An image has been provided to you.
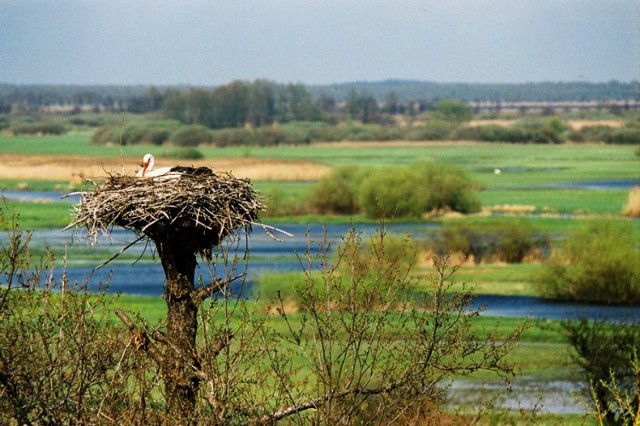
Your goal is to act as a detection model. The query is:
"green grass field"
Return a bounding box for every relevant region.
[2,133,638,183]
[1,132,638,421]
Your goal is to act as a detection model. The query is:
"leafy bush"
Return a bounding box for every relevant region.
[312,163,481,218]
[513,118,565,144]
[536,220,640,304]
[416,162,481,213]
[12,122,66,135]
[451,125,528,143]
[606,127,640,144]
[407,120,456,141]
[337,229,418,290]
[142,128,171,145]
[567,125,614,143]
[169,124,212,146]
[358,166,426,218]
[92,123,171,145]
[210,128,256,146]
[160,148,204,160]
[432,99,473,122]
[312,166,365,214]
[434,220,546,263]
[91,125,123,144]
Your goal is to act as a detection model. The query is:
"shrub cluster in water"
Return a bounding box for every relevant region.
[311,162,481,218]
[432,220,548,264]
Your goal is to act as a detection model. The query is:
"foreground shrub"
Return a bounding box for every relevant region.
[536,220,640,304]
[560,318,640,425]
[0,205,525,423]
[0,210,158,424]
[259,226,523,423]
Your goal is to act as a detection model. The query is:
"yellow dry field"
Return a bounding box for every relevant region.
[0,154,331,183]
[566,119,624,130]
[469,119,624,130]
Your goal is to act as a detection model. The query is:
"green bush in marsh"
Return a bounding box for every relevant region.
[434,219,546,264]
[535,220,640,304]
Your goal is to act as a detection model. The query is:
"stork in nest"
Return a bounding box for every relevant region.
[136,153,213,179]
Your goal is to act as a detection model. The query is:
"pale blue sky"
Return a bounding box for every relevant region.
[1,0,638,85]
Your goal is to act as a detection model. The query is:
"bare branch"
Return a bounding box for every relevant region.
[114,309,164,366]
[211,331,234,358]
[191,274,245,306]
[261,383,402,424]
[95,235,145,270]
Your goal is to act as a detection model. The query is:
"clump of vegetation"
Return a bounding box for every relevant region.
[358,166,426,217]
[622,186,640,218]
[168,124,212,146]
[0,205,525,424]
[535,220,640,304]
[606,126,640,144]
[313,163,481,218]
[159,147,204,160]
[407,120,457,140]
[432,99,473,123]
[567,125,614,143]
[92,122,175,145]
[12,121,67,135]
[0,208,156,424]
[312,166,365,214]
[259,227,523,424]
[433,219,547,264]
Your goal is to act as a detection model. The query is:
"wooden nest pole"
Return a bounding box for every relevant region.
[68,171,264,423]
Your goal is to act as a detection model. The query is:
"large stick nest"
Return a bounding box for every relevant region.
[69,172,265,252]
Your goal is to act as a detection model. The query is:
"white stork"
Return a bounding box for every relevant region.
[135,153,212,178]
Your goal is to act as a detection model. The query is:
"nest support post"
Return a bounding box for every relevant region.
[70,172,266,424]
[156,230,200,423]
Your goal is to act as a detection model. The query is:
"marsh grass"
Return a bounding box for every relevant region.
[478,188,631,214]
[622,185,640,217]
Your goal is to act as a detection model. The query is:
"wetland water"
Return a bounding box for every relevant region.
[4,185,640,415]
[22,224,640,322]
[22,224,608,415]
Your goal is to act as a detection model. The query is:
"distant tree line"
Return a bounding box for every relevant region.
[2,79,639,117]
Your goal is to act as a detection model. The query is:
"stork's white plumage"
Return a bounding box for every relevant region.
[136,153,175,178]
[136,153,213,179]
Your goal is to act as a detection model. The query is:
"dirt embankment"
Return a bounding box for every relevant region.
[0,154,332,183]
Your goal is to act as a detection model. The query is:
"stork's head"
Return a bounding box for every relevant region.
[139,153,155,176]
